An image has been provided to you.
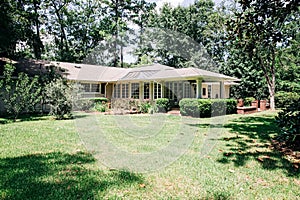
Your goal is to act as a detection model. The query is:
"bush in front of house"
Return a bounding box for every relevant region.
[211,99,237,116]
[138,100,152,113]
[73,97,109,112]
[45,78,73,119]
[179,98,237,118]
[0,64,42,120]
[155,98,170,113]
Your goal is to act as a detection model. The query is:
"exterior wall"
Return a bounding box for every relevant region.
[202,83,231,99]
[202,84,208,99]
[225,85,230,99]
[212,84,220,99]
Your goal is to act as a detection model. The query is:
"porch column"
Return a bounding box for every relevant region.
[196,79,202,99]
[139,81,143,100]
[160,81,164,98]
[150,81,154,101]
[220,81,225,99]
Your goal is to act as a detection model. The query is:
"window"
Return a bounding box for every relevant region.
[122,83,129,98]
[184,82,191,98]
[131,83,139,99]
[165,82,172,99]
[82,83,90,92]
[91,84,100,92]
[113,84,121,98]
[144,83,150,99]
[208,85,211,98]
[173,82,178,101]
[202,88,206,96]
[154,82,162,99]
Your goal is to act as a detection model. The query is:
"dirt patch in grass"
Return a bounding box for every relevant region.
[271,139,300,169]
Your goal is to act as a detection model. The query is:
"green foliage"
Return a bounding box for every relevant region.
[91,102,108,113]
[212,99,237,116]
[89,97,109,103]
[45,79,73,120]
[276,94,300,144]
[275,91,300,109]
[244,97,255,107]
[138,100,152,114]
[155,98,170,113]
[0,64,41,120]
[179,98,201,117]
[226,0,299,110]
[179,98,237,118]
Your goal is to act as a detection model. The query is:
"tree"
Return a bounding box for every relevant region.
[138,0,224,71]
[0,63,41,120]
[45,78,73,119]
[227,0,299,110]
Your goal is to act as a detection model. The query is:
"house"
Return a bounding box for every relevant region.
[48,61,239,105]
[0,58,239,114]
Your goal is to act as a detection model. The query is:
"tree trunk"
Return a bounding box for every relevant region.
[267,73,276,110]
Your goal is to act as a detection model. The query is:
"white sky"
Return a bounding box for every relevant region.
[147,0,223,9]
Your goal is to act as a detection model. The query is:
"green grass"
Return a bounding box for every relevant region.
[0,111,299,199]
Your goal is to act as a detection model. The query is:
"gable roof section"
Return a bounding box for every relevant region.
[43,62,241,82]
[48,61,128,82]
[0,58,239,83]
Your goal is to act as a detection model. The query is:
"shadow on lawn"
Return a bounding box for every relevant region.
[220,115,299,176]
[0,152,144,199]
[189,115,299,177]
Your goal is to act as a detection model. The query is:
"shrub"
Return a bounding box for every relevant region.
[92,102,107,112]
[138,100,152,113]
[0,64,41,120]
[276,93,300,144]
[211,99,237,116]
[179,99,201,117]
[275,91,300,109]
[244,97,255,107]
[179,98,237,118]
[45,79,73,119]
[155,98,170,113]
[90,97,109,103]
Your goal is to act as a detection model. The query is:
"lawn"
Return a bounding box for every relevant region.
[0,111,299,199]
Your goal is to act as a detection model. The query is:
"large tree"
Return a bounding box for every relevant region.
[227,0,299,110]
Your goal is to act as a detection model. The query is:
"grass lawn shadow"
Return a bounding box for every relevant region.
[219,115,299,177]
[0,152,144,199]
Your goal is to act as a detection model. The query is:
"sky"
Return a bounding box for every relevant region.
[147,0,223,9]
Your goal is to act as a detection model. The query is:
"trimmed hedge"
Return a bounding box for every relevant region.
[179,98,237,118]
[74,97,109,111]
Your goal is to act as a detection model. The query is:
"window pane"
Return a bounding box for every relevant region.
[91,84,100,92]
[131,83,139,99]
[81,83,90,92]
[184,82,191,98]
[154,82,162,99]
[114,84,121,98]
[122,83,129,98]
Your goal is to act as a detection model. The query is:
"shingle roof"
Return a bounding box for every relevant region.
[48,61,128,82]
[0,58,239,83]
